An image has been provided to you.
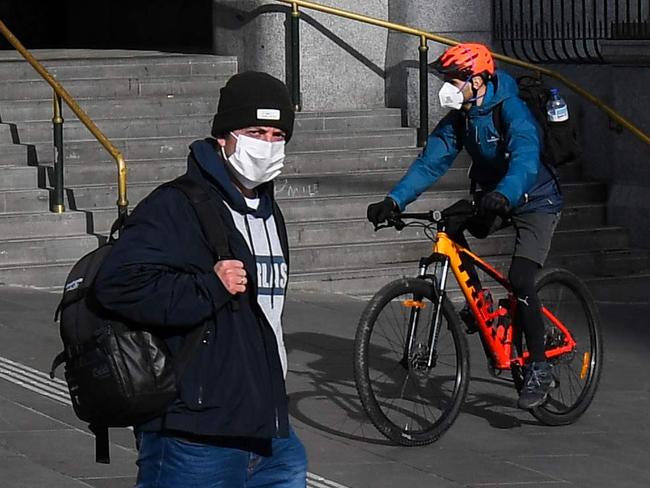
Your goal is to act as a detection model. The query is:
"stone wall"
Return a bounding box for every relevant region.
[212,0,388,111]
[211,0,491,114]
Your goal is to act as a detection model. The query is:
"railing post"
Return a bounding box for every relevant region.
[51,92,65,213]
[418,35,429,147]
[290,2,302,111]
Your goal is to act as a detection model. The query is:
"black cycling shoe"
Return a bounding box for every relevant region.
[518,361,556,409]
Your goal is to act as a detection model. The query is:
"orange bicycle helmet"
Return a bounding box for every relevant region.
[430,43,495,79]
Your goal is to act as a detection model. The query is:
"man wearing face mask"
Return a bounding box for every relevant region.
[367,43,563,411]
[93,71,307,487]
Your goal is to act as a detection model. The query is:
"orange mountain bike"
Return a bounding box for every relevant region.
[353,206,603,446]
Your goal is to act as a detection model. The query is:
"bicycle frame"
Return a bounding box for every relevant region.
[417,231,577,370]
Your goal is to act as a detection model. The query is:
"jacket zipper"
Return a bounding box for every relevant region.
[196,329,211,406]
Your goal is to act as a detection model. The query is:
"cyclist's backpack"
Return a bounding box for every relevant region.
[50,175,231,464]
[493,75,581,167]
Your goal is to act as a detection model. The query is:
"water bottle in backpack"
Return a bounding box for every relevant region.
[546,88,569,122]
[492,78,580,167]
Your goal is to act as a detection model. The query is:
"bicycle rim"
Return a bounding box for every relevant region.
[514,268,603,425]
[354,278,469,445]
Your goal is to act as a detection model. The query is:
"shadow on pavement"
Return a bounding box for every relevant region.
[285,331,535,446]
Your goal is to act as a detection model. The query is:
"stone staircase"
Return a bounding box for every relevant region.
[1,49,648,297]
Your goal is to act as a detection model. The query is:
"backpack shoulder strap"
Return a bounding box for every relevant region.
[166,174,240,314]
[165,175,233,260]
[450,110,466,149]
[492,101,505,136]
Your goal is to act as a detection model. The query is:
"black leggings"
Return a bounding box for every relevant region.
[509,256,546,362]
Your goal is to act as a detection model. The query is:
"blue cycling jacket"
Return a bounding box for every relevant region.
[389,69,563,215]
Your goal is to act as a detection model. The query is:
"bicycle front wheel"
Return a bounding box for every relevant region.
[353,278,470,446]
[513,268,603,425]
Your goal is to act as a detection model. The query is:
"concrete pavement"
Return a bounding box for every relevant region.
[0,274,649,487]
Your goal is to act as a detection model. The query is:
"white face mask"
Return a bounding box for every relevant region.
[438,82,465,110]
[224,133,285,189]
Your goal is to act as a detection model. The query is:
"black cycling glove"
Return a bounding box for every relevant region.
[479,191,510,216]
[367,197,397,226]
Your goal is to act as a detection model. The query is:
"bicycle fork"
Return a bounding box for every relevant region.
[403,254,450,370]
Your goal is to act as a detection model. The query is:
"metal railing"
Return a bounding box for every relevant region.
[0,19,128,217]
[276,0,649,147]
[494,0,650,63]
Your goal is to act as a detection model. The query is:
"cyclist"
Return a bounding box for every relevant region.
[367,43,563,409]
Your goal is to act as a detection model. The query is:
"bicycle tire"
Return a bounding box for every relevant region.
[511,268,603,425]
[353,277,470,446]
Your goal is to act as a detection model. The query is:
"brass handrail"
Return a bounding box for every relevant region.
[277,0,650,146]
[0,19,129,216]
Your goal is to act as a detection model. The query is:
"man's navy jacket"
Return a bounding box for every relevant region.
[93,139,290,440]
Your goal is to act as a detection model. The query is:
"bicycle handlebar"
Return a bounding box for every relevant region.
[374,203,476,232]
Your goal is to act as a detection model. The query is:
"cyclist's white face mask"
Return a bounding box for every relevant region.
[438,82,465,110]
[223,132,285,190]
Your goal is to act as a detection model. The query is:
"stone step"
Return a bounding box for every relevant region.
[0,143,37,165]
[0,200,603,245]
[290,248,650,297]
[0,75,232,101]
[0,48,236,66]
[285,204,606,247]
[8,116,212,143]
[288,226,631,273]
[0,203,603,264]
[5,109,404,143]
[34,178,604,221]
[274,182,604,222]
[0,235,98,266]
[1,94,401,128]
[0,211,88,240]
[2,56,238,82]
[1,234,644,293]
[0,188,51,213]
[0,165,42,190]
[0,95,217,122]
[6,128,417,164]
[79,182,604,235]
[46,148,426,187]
[3,151,579,194]
[0,261,73,289]
[586,274,650,303]
[62,168,471,205]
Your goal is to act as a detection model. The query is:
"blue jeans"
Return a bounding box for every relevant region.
[134,427,307,488]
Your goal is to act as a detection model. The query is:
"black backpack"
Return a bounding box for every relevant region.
[493,75,581,167]
[50,175,231,463]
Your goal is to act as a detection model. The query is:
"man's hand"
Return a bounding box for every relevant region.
[214,259,247,294]
[367,197,397,226]
[479,191,510,216]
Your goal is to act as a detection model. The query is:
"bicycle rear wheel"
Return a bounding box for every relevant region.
[353,278,470,446]
[512,268,603,425]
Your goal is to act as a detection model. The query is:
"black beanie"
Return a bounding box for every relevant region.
[211,71,295,141]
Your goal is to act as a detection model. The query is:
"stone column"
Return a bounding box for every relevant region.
[212,0,388,111]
